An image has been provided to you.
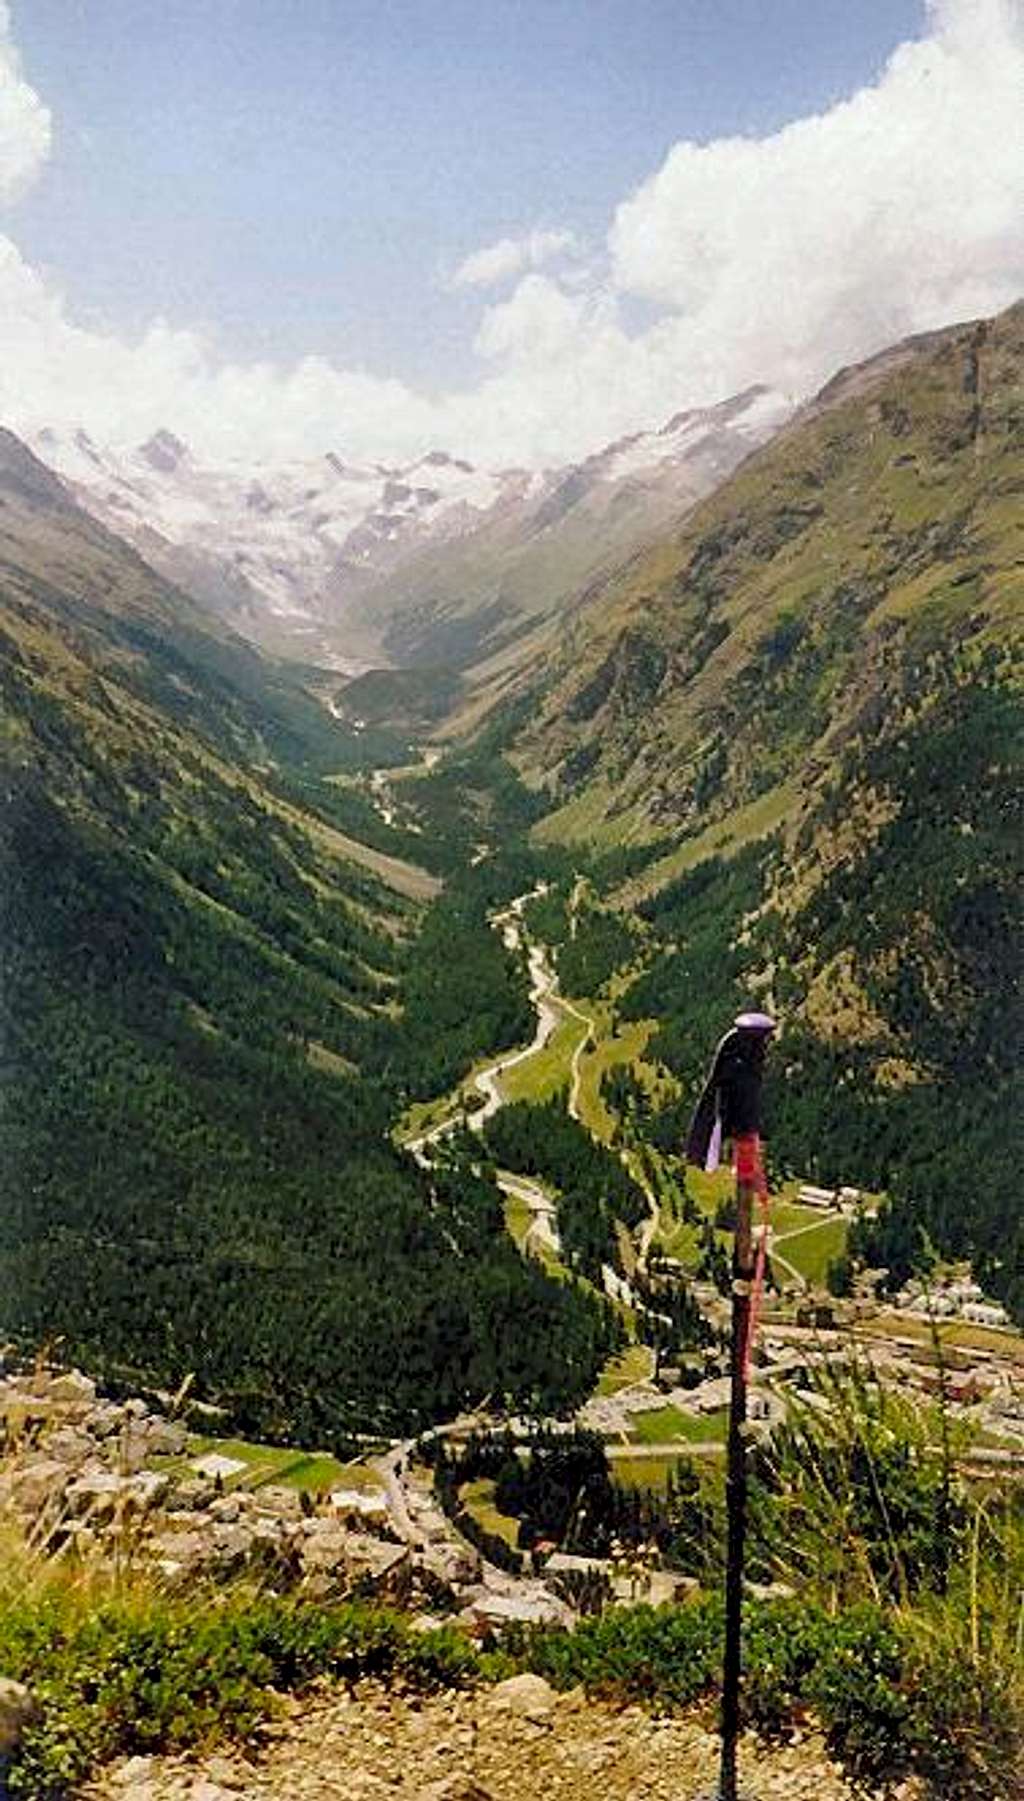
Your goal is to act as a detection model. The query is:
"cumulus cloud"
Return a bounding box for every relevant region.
[605,0,1024,403]
[0,0,51,200]
[450,228,577,289]
[0,0,1021,468]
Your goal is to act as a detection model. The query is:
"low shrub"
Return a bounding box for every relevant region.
[513,1596,1021,1799]
[0,1590,480,1800]
[2,1575,1017,1799]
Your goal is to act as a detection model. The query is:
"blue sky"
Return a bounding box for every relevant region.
[1,1,1022,464]
[13,1,925,386]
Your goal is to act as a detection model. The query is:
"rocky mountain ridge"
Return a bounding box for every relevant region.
[28,386,792,678]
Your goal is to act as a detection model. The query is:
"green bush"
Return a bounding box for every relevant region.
[0,1591,480,1799]
[514,1596,1020,1799]
[512,1597,723,1708]
[2,1578,1018,1799]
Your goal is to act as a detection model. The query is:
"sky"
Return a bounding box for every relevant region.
[1,0,1022,467]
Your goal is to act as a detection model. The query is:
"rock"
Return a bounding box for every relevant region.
[84,1400,129,1438]
[209,1522,258,1571]
[143,1416,188,1458]
[256,1485,304,1517]
[209,1494,243,1523]
[10,1459,67,1511]
[203,1753,250,1786]
[165,1477,215,1512]
[0,1677,37,1754]
[114,1414,188,1471]
[150,1529,211,1577]
[44,1369,96,1406]
[299,1522,353,1574]
[113,1755,156,1786]
[41,1426,100,1467]
[65,1469,169,1521]
[486,1672,557,1718]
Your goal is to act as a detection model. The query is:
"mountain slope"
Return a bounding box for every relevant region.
[327,387,792,695]
[29,425,528,668]
[0,433,614,1437]
[503,303,1023,1319]
[514,304,1022,846]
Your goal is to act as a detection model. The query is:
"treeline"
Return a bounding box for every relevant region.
[483,1095,647,1281]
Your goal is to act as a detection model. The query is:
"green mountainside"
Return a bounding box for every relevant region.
[0,434,614,1439]
[514,304,1022,845]
[500,303,1023,1320]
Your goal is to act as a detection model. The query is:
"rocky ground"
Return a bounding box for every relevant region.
[86,1673,884,1801]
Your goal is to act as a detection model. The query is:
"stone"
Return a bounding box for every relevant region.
[417,1782,495,1801]
[85,1400,129,1438]
[10,1459,67,1511]
[113,1755,156,1785]
[44,1369,96,1406]
[65,1469,168,1521]
[203,1754,250,1786]
[486,1672,557,1718]
[209,1522,258,1571]
[209,1494,243,1523]
[41,1426,99,1467]
[0,1678,37,1754]
[150,1529,211,1576]
[143,1416,189,1457]
[165,1477,215,1512]
[255,1484,304,1517]
[298,1522,353,1574]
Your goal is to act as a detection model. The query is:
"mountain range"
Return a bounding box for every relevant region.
[32,385,792,695]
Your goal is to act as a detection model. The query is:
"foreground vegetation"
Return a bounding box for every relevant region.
[4,1550,1018,1800]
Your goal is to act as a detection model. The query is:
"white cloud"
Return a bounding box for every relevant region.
[606,0,1024,401]
[0,0,1021,468]
[450,228,577,289]
[0,0,51,201]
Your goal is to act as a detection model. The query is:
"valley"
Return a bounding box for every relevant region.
[1,301,1022,1800]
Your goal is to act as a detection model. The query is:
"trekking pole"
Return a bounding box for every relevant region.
[686,1011,775,1801]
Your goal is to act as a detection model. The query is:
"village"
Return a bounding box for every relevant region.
[4,1244,1021,1643]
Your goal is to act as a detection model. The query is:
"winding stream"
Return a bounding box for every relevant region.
[405,883,663,1282]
